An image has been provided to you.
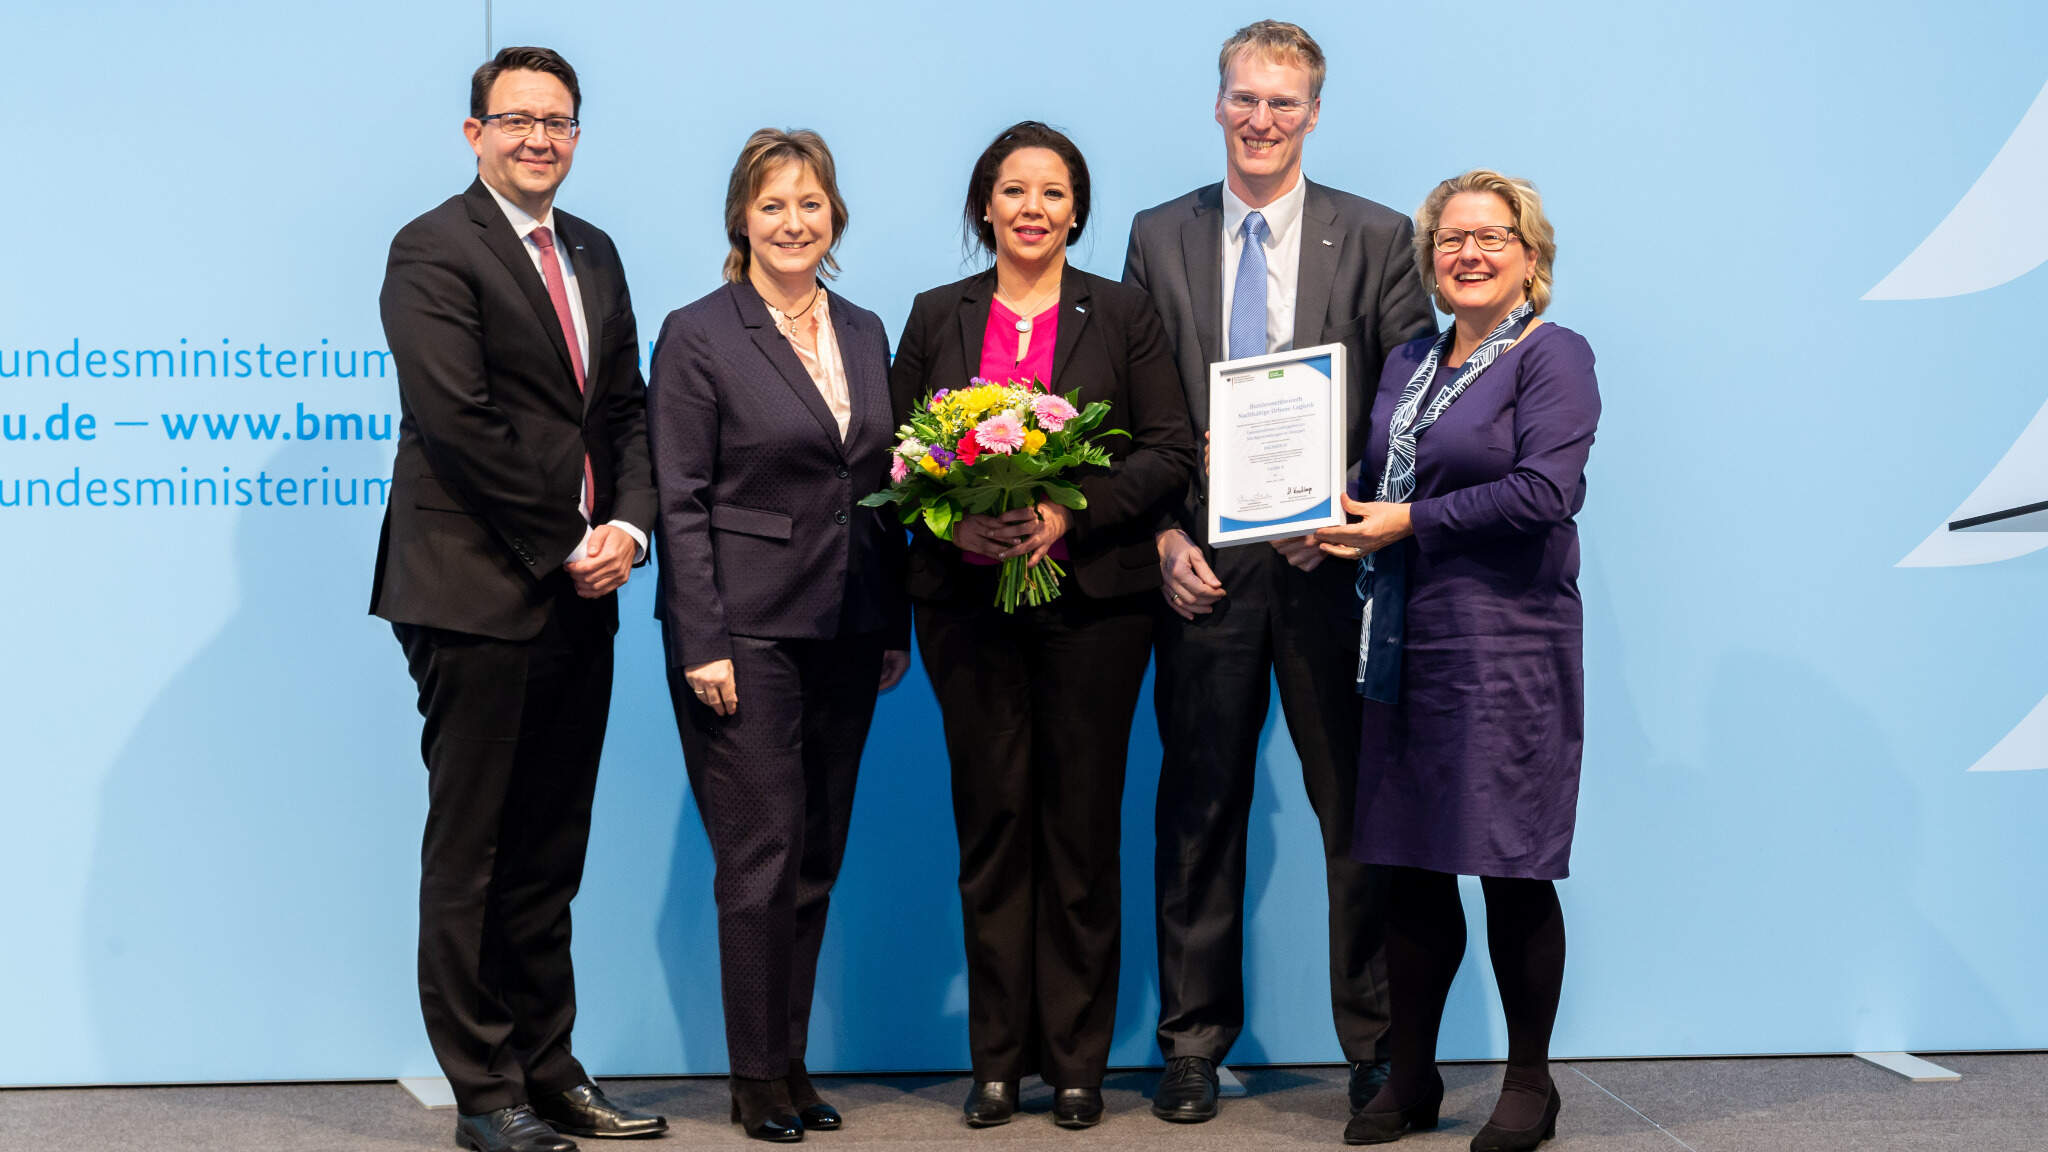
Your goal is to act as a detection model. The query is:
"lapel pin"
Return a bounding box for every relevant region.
[1076,305,1087,313]
[1321,239,1334,246]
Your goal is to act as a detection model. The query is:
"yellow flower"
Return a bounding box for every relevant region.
[919,454,945,476]
[1023,429,1047,455]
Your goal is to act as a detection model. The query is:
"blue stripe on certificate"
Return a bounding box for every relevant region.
[1220,496,1333,532]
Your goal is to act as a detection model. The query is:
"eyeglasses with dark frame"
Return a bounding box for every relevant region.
[1430,226,1521,254]
[1221,92,1314,118]
[478,112,580,141]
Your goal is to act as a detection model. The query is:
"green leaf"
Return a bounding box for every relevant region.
[1041,483,1088,510]
[923,501,957,540]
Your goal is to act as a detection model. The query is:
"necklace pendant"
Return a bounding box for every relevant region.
[1016,317,1032,334]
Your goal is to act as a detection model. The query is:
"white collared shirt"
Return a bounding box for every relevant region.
[480,181,646,565]
[481,180,590,377]
[1220,175,1307,356]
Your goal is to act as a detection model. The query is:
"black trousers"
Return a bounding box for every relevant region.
[665,630,885,1080]
[396,589,610,1114]
[915,576,1153,1087]
[1151,544,1390,1063]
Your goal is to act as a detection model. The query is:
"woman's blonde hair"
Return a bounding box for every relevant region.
[723,128,848,283]
[1413,169,1557,316]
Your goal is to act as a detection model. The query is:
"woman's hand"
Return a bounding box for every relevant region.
[878,649,911,692]
[955,509,1030,559]
[1001,500,1070,567]
[1314,495,1414,559]
[683,658,738,716]
[956,503,1067,563]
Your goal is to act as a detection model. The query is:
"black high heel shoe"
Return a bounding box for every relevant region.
[1469,1082,1560,1152]
[730,1075,803,1142]
[1342,1071,1444,1145]
[961,1080,1018,1127]
[785,1059,841,1132]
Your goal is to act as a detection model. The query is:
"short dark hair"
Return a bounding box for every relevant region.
[962,121,1091,258]
[470,46,581,119]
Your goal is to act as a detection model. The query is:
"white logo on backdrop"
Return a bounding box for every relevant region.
[1872,79,2048,771]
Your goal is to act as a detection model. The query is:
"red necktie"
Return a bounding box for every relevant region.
[530,225,596,522]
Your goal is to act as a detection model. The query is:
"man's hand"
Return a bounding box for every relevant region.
[564,524,635,598]
[879,649,911,692]
[1313,495,1414,559]
[1157,528,1226,620]
[684,658,738,716]
[1270,534,1326,572]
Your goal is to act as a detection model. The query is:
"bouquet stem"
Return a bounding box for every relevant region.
[996,554,1065,613]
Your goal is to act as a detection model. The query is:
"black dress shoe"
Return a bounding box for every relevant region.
[1343,1073,1443,1146]
[533,1082,668,1139]
[1052,1086,1104,1129]
[455,1105,577,1152]
[961,1080,1018,1127]
[1151,1056,1219,1122]
[1469,1082,1560,1151]
[1348,1059,1393,1114]
[785,1060,841,1132]
[729,1075,803,1143]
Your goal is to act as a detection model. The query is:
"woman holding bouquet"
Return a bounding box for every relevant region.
[888,121,1195,1130]
[648,128,910,1142]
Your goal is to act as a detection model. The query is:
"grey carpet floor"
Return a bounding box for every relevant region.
[1,1054,2040,1151]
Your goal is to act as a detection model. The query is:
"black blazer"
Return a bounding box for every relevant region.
[648,282,909,670]
[889,265,1196,602]
[370,178,655,640]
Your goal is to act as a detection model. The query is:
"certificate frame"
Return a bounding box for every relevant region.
[1205,341,1348,548]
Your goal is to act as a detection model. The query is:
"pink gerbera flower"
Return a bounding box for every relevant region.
[889,455,909,483]
[974,411,1027,454]
[1031,394,1078,431]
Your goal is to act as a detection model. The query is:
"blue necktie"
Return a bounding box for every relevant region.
[1228,211,1268,360]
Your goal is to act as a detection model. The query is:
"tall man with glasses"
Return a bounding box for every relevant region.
[1123,19,1436,1126]
[372,45,666,1152]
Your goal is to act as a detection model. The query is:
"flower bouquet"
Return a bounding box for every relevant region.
[860,378,1121,612]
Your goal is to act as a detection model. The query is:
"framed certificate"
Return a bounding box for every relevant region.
[1206,341,1348,548]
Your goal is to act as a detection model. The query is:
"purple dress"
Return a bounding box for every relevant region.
[1351,322,1600,880]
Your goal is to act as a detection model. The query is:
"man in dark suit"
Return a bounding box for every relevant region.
[372,46,666,1152]
[1123,20,1437,1125]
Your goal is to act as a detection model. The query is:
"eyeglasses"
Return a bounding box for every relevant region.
[479,112,580,141]
[1430,226,1520,254]
[1222,92,1313,118]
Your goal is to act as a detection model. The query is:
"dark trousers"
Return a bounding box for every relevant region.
[915,578,1154,1087]
[666,630,885,1080]
[396,589,610,1114]
[1151,544,1390,1063]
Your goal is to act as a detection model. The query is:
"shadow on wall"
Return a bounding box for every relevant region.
[82,440,426,1081]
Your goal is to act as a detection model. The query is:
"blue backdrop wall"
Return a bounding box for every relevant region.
[5,0,2046,1085]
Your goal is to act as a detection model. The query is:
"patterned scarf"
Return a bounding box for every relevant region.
[1356,301,1536,697]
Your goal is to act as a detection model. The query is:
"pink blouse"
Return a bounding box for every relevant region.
[980,298,1057,386]
[965,299,1067,566]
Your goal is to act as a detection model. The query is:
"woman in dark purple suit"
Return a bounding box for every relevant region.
[1313,170,1598,1152]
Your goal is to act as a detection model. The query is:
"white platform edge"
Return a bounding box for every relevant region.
[399,1076,457,1109]
[1216,1064,1249,1098]
[1853,1052,1962,1082]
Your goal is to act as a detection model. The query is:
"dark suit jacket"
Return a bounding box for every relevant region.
[889,265,1197,602]
[370,178,655,640]
[1123,178,1437,547]
[648,282,910,670]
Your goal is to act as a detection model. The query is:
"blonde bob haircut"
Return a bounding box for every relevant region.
[723,128,849,284]
[1414,169,1557,316]
[1217,20,1326,99]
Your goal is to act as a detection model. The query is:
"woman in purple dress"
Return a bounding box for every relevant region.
[1313,170,1598,1152]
